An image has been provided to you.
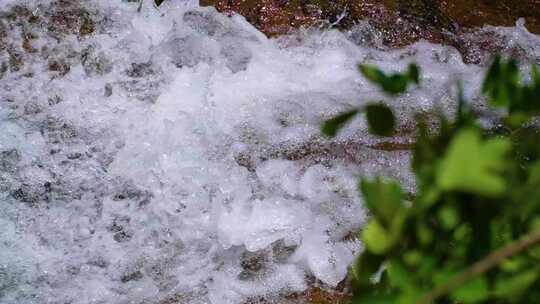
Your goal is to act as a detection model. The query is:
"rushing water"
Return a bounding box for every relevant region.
[0,1,539,303]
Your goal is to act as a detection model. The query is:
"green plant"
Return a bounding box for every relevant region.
[323,58,540,304]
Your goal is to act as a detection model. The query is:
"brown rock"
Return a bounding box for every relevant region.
[200,0,540,44]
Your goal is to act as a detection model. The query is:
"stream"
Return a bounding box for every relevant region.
[1,1,539,303]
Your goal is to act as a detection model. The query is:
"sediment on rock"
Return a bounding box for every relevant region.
[200,0,540,62]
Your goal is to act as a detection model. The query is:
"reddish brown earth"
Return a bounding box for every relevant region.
[200,0,540,47]
[243,287,351,304]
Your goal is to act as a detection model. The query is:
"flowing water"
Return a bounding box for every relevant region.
[0,1,539,303]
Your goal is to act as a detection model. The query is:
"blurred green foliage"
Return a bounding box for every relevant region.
[323,58,540,303]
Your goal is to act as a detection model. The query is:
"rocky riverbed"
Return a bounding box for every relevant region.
[201,0,540,39]
[0,1,539,304]
[201,0,540,64]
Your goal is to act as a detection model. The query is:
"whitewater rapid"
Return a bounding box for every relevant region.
[1,1,539,303]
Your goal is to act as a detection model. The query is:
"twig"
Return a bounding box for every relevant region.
[418,230,540,304]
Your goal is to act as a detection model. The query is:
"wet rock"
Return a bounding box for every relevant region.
[220,38,252,72]
[23,100,43,115]
[65,265,81,276]
[234,151,256,172]
[0,149,21,172]
[162,35,214,68]
[0,61,7,79]
[78,14,95,37]
[346,21,383,47]
[66,152,83,160]
[46,2,96,38]
[441,0,540,33]
[7,47,24,72]
[108,215,130,232]
[126,62,155,78]
[0,265,19,295]
[104,83,113,97]
[201,0,540,45]
[451,27,540,65]
[10,184,45,206]
[81,46,113,76]
[183,10,223,36]
[89,145,117,170]
[48,95,62,106]
[159,293,188,304]
[40,117,79,144]
[0,176,12,193]
[42,178,86,203]
[48,59,71,76]
[0,20,7,52]
[111,179,153,205]
[120,79,162,103]
[238,249,270,280]
[283,287,351,304]
[271,240,297,263]
[113,230,133,243]
[1,5,33,23]
[87,256,110,269]
[107,216,134,243]
[120,60,164,103]
[21,39,35,54]
[120,270,143,283]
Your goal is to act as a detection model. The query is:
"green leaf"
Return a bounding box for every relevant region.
[359,64,420,95]
[507,112,531,127]
[362,220,395,254]
[527,160,540,185]
[387,260,413,289]
[500,257,527,273]
[438,206,459,230]
[437,128,511,197]
[352,292,397,304]
[154,0,166,6]
[456,82,476,127]
[417,223,434,245]
[382,76,409,95]
[494,270,539,299]
[362,208,408,255]
[530,245,540,260]
[417,255,437,276]
[360,65,387,84]
[418,187,441,209]
[365,104,395,136]
[351,252,384,284]
[360,178,403,226]
[533,65,540,84]
[407,64,420,84]
[321,109,359,137]
[403,250,423,267]
[433,266,459,286]
[453,223,471,242]
[482,56,520,108]
[531,217,540,231]
[397,288,424,304]
[451,276,489,303]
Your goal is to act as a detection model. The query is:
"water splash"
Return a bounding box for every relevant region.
[0,1,539,303]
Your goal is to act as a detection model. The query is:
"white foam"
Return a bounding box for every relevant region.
[1,1,539,303]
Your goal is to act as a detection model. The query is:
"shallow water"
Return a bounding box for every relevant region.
[0,1,539,303]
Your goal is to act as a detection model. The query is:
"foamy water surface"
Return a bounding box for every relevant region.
[1,1,539,303]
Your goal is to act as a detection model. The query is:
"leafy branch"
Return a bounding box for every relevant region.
[322,57,540,304]
[419,229,540,304]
